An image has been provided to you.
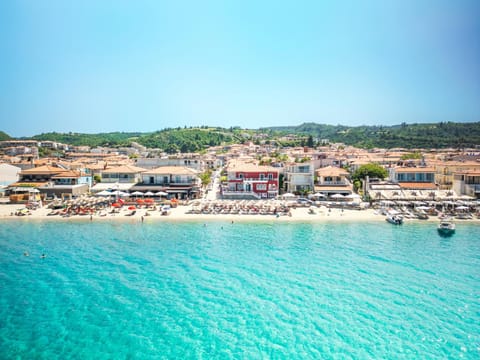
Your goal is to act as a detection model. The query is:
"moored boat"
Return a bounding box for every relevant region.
[437,219,455,236]
[386,213,403,225]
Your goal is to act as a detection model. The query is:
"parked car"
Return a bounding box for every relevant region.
[297,198,314,205]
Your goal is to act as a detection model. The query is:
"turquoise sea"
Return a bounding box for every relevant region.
[0,220,479,359]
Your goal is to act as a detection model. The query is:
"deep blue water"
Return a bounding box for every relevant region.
[0,220,479,359]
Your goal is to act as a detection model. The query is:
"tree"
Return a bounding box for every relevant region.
[306,135,314,147]
[352,163,388,182]
[199,170,212,186]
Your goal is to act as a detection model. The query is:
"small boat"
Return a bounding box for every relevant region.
[437,219,455,236]
[386,213,403,225]
[415,210,429,220]
[161,205,171,216]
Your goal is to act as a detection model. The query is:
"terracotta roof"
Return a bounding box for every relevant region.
[101,165,147,174]
[315,166,349,177]
[398,182,437,190]
[142,166,199,175]
[227,160,278,173]
[51,170,83,179]
[20,165,68,175]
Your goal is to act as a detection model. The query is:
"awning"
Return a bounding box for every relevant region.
[91,183,134,191]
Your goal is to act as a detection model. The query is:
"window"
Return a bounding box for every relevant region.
[268,173,273,180]
[257,184,266,191]
[260,174,265,180]
[239,173,243,179]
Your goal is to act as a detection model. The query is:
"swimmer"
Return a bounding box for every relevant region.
[41,253,47,259]
[23,251,29,257]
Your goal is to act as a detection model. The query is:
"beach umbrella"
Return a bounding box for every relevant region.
[345,193,361,199]
[144,198,154,203]
[96,190,112,196]
[144,191,154,196]
[155,191,168,196]
[416,206,430,210]
[136,199,145,204]
[130,191,144,196]
[112,202,121,208]
[282,193,296,198]
[128,205,136,210]
[456,206,469,210]
[331,194,345,199]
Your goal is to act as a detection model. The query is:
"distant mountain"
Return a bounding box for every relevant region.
[262,121,480,148]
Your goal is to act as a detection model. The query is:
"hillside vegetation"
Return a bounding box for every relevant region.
[263,121,480,148]
[11,121,480,151]
[0,131,11,141]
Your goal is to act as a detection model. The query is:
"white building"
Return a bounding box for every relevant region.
[284,162,314,194]
[0,163,21,186]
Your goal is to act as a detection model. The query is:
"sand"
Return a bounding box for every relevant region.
[1,203,478,224]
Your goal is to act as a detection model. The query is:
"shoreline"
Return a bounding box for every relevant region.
[1,204,479,224]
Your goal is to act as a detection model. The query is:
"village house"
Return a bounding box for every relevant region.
[7,165,91,200]
[433,160,480,190]
[91,164,147,193]
[223,160,279,199]
[314,166,353,197]
[283,162,314,194]
[452,170,480,198]
[135,154,206,171]
[132,166,201,199]
[390,166,437,191]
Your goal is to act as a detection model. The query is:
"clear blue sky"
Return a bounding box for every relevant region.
[1,0,479,137]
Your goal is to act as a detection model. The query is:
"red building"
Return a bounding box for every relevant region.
[224,161,279,199]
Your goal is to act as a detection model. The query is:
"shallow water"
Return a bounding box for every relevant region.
[1,220,479,359]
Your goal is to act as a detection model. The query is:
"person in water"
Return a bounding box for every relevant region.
[41,253,47,259]
[23,251,29,257]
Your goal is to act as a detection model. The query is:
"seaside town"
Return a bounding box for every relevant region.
[0,136,479,224]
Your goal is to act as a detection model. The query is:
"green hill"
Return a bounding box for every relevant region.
[0,131,12,141]
[17,121,480,151]
[262,121,480,148]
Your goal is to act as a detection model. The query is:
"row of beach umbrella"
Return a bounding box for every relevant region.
[95,190,169,197]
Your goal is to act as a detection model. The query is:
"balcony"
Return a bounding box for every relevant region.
[465,184,480,193]
[319,181,349,186]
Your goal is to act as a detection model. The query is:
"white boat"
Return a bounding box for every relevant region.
[161,205,171,216]
[437,219,455,236]
[386,213,403,225]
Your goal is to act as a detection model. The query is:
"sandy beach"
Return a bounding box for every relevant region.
[1,203,478,224]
